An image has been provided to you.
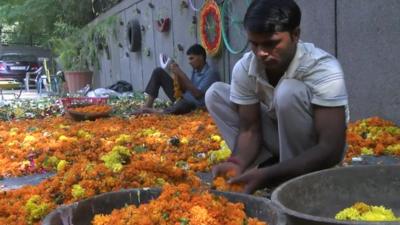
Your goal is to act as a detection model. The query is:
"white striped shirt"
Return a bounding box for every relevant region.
[230,41,349,120]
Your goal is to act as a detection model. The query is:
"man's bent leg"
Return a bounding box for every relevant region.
[205,82,239,150]
[205,82,277,166]
[274,79,317,161]
[259,104,280,162]
[144,68,175,107]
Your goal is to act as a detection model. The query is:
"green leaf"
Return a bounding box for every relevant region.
[133,145,148,153]
[162,212,169,220]
[178,217,189,225]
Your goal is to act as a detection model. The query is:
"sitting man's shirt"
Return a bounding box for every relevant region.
[230,41,349,121]
[183,63,220,107]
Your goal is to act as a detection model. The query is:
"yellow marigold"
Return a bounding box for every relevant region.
[25,195,50,224]
[208,140,232,164]
[100,145,131,172]
[71,184,86,200]
[335,202,400,221]
[181,137,189,145]
[9,127,19,136]
[77,129,93,140]
[57,160,68,172]
[211,134,222,142]
[115,134,131,145]
[23,135,36,143]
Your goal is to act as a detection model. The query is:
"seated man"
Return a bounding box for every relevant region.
[205,0,348,193]
[138,44,220,115]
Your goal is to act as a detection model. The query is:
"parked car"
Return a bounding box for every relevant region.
[0,53,40,82]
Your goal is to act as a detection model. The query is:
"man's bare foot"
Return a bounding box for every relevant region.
[143,95,155,108]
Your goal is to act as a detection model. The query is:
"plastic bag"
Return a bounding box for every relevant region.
[107,80,133,93]
[87,88,121,98]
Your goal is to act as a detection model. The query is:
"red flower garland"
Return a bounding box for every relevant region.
[199,0,222,56]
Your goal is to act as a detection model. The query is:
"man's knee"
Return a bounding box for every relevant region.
[275,79,311,112]
[152,67,165,77]
[205,82,228,109]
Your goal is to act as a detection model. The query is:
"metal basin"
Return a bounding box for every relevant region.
[43,188,285,225]
[272,165,400,225]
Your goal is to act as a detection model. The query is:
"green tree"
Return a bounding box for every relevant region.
[0,0,94,47]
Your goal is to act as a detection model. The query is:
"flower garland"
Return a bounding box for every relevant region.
[199,0,222,56]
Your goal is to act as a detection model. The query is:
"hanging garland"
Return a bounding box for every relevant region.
[199,0,222,56]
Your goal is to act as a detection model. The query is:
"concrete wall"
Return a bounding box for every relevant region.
[91,0,400,124]
[337,0,400,124]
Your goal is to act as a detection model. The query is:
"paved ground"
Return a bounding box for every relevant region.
[0,89,48,101]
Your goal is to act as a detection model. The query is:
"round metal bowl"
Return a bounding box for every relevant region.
[272,165,400,225]
[43,188,285,225]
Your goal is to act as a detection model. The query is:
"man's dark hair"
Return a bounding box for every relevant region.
[186,44,207,61]
[244,0,301,33]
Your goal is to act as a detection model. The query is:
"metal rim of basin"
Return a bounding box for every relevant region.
[271,165,400,225]
[43,187,287,225]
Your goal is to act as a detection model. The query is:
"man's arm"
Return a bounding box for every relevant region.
[212,102,263,177]
[170,63,203,98]
[232,103,263,170]
[231,105,346,193]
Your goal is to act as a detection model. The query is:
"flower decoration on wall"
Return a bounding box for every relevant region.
[156,17,170,32]
[199,0,222,56]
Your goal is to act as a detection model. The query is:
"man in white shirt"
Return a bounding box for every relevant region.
[205,0,348,193]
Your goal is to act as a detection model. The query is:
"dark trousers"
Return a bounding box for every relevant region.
[145,67,175,102]
[145,67,196,114]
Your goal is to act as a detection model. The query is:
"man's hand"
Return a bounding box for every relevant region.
[169,62,183,75]
[212,161,244,179]
[228,167,266,194]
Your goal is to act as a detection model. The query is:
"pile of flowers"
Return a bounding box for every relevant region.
[335,202,400,221]
[0,111,233,224]
[0,97,63,120]
[67,104,112,114]
[213,169,244,192]
[0,94,398,225]
[92,183,267,225]
[0,93,169,121]
[345,117,400,161]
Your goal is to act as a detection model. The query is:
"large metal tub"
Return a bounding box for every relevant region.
[43,188,285,225]
[272,165,400,225]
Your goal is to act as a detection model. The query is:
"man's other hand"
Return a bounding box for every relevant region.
[228,167,265,194]
[169,62,182,75]
[212,161,243,179]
